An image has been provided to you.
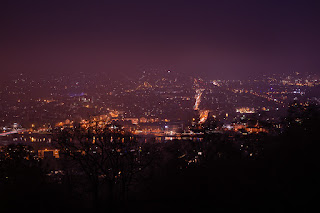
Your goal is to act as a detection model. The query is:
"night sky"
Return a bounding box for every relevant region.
[1,0,319,79]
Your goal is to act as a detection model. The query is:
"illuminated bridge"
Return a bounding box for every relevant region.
[0,129,25,136]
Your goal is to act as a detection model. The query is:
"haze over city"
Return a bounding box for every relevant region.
[1,1,319,212]
[1,0,320,79]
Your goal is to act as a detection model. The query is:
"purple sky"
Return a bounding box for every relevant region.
[1,0,319,79]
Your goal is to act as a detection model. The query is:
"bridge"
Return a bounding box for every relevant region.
[0,129,25,136]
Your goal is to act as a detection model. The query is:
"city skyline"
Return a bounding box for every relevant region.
[1,69,318,133]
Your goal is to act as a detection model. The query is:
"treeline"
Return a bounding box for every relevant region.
[0,103,319,212]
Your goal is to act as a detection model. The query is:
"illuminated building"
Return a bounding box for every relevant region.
[38,149,60,159]
[236,107,255,114]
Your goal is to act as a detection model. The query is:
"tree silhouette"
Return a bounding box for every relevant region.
[0,144,39,183]
[0,144,52,211]
[262,101,320,211]
[54,123,156,209]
